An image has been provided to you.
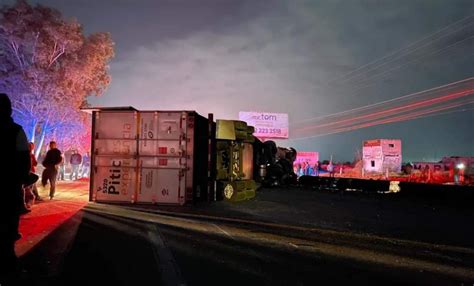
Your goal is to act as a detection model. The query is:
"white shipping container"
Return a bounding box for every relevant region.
[90,108,211,205]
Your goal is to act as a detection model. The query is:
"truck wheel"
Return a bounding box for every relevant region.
[224,183,234,200]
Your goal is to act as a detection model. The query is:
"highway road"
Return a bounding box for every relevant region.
[18,183,474,286]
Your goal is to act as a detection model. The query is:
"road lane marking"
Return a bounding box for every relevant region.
[147,225,187,286]
[212,223,234,240]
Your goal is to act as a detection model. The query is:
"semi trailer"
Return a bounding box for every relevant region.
[86,107,296,205]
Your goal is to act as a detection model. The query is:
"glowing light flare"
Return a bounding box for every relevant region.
[295,99,474,138]
[292,77,474,126]
[325,99,474,134]
[457,163,466,170]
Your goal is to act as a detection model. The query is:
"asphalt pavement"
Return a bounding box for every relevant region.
[16,182,474,285]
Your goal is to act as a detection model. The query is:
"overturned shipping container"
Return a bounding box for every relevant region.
[88,107,212,205]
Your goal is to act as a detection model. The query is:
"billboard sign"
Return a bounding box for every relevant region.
[239,111,288,139]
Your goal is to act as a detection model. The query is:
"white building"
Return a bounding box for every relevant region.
[362,139,402,174]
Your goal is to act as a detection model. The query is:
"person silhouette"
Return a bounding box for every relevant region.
[41,141,62,199]
[0,93,31,284]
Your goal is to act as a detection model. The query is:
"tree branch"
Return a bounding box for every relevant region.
[31,31,39,64]
[49,41,57,66]
[48,44,65,68]
[12,106,28,118]
[9,40,24,72]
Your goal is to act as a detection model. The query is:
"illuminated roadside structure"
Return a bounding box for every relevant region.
[293,151,320,176]
[439,156,473,184]
[412,156,474,184]
[362,139,402,175]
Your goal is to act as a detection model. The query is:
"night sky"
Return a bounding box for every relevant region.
[5,0,474,162]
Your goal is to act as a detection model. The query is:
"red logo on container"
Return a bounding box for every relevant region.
[159,159,168,166]
[159,147,167,154]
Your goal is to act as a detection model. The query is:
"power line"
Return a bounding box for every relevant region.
[294,94,474,134]
[290,17,474,134]
[290,77,474,126]
[290,102,474,140]
[328,15,474,86]
[353,35,474,90]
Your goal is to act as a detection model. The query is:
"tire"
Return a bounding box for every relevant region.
[223,183,234,199]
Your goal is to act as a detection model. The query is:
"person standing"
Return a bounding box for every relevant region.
[81,151,91,178]
[0,93,31,284]
[307,163,314,176]
[301,162,308,176]
[69,150,82,180]
[303,161,310,176]
[29,142,41,201]
[23,142,42,209]
[313,161,319,176]
[327,161,335,178]
[41,141,62,200]
[295,163,303,177]
[57,153,65,181]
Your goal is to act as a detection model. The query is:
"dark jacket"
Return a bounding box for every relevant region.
[42,148,62,168]
[0,117,30,213]
[1,118,30,182]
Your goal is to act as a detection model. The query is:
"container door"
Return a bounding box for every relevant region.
[92,111,139,202]
[139,157,184,204]
[137,112,187,204]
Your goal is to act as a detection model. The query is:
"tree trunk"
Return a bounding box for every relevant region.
[30,121,37,143]
[35,127,46,159]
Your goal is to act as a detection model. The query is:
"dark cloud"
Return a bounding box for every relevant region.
[4,0,474,161]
